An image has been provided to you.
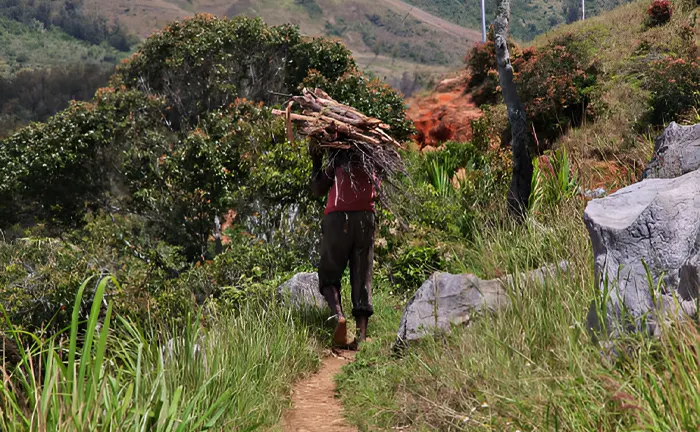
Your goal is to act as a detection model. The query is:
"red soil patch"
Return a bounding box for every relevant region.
[406,73,483,150]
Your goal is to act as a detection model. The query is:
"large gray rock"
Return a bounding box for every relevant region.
[395,262,568,346]
[643,122,700,179]
[584,169,700,336]
[276,272,327,309]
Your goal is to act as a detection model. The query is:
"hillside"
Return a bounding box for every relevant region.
[0,5,133,138]
[0,16,126,76]
[402,0,636,41]
[96,0,481,83]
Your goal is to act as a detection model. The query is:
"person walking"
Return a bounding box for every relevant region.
[310,144,376,348]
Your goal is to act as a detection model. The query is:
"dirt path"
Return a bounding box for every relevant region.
[280,350,357,432]
[379,0,482,42]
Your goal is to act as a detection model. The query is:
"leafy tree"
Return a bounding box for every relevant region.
[0,14,412,262]
[0,88,167,227]
[117,15,356,130]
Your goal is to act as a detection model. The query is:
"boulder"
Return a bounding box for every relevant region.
[584,169,700,336]
[643,122,700,179]
[277,272,327,309]
[394,262,568,347]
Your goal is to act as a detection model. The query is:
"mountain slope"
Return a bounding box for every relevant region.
[401,0,636,41]
[97,0,481,82]
[0,16,126,76]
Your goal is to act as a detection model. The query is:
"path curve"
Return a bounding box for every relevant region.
[379,0,482,42]
[280,350,357,432]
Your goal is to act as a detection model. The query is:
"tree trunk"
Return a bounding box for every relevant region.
[494,0,533,220]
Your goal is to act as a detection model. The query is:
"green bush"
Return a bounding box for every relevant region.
[388,245,445,294]
[513,33,602,148]
[647,54,700,124]
[0,88,166,228]
[117,14,357,130]
[466,31,602,150]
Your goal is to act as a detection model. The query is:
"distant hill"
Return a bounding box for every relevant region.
[96,0,482,83]
[401,0,635,41]
[0,16,126,76]
[0,0,132,137]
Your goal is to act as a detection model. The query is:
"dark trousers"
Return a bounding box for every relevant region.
[318,211,375,318]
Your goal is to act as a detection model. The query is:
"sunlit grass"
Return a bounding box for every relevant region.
[338,200,700,431]
[0,277,322,431]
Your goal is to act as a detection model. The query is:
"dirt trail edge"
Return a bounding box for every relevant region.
[280,350,357,432]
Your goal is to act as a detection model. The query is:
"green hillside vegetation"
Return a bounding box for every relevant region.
[0,0,698,430]
[0,0,136,52]
[404,0,637,40]
[0,0,135,138]
[0,16,125,76]
[229,0,471,66]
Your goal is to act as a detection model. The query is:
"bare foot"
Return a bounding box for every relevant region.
[333,316,348,346]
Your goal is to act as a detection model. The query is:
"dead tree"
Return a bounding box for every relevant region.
[494,0,533,220]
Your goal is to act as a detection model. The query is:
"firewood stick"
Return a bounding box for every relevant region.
[285,101,294,143]
[326,123,382,146]
[271,109,318,123]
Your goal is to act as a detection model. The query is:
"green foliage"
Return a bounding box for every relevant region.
[0,15,126,75]
[0,214,188,333]
[529,147,579,214]
[126,101,288,260]
[0,0,136,51]
[515,33,602,148]
[0,88,166,227]
[388,245,444,294]
[117,14,359,130]
[647,54,700,124]
[468,31,602,150]
[0,64,113,138]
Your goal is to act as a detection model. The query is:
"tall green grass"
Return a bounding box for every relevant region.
[0,276,321,431]
[337,201,700,431]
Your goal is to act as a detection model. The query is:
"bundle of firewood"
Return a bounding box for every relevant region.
[271,88,406,180]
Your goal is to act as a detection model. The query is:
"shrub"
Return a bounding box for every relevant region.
[513,33,601,149]
[465,27,521,106]
[117,15,360,131]
[647,55,700,124]
[466,32,601,150]
[646,0,673,27]
[388,245,444,294]
[0,89,167,228]
[0,218,168,333]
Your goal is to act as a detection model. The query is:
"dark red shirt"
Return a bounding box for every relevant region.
[325,166,377,215]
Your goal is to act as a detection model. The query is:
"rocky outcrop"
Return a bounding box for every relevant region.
[277,272,327,309]
[643,122,700,179]
[584,169,700,336]
[394,262,568,347]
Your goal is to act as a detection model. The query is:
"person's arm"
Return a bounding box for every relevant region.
[310,144,334,197]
